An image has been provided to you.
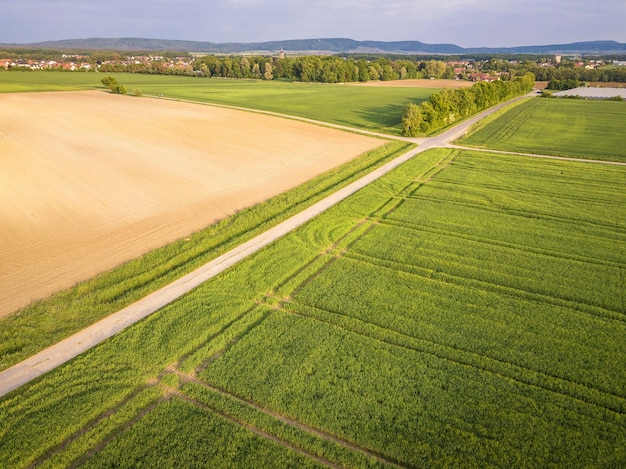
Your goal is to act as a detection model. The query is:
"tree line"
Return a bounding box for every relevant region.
[483,58,626,83]
[402,73,536,137]
[170,55,458,82]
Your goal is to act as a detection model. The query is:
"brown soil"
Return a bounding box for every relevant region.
[0,91,382,316]
[587,82,626,88]
[349,78,475,89]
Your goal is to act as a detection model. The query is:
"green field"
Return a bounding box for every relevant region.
[457,97,626,161]
[0,71,436,134]
[2,147,625,467]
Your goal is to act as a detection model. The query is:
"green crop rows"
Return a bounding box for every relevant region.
[0,71,436,134]
[457,97,626,161]
[2,146,625,467]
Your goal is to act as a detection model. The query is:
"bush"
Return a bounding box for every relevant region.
[100,76,117,88]
[110,84,127,95]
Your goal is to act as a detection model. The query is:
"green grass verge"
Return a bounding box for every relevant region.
[0,140,413,371]
[0,71,436,134]
[2,148,625,467]
[457,97,626,161]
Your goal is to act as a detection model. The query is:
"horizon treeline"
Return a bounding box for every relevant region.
[4,48,626,83]
[117,54,626,84]
[186,55,458,82]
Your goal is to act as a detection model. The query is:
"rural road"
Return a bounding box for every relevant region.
[1,90,616,398]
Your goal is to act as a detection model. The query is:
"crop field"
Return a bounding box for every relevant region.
[350,78,475,89]
[2,147,625,467]
[457,97,626,161]
[0,71,438,134]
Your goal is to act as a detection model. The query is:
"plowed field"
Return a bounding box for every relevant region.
[0,91,382,316]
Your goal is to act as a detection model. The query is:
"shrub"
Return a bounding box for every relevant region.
[100,76,117,88]
[110,83,127,95]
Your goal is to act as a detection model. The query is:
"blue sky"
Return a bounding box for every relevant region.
[1,0,624,47]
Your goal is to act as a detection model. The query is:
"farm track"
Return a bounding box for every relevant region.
[2,90,626,466]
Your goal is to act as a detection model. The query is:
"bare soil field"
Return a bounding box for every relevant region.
[0,91,382,316]
[350,79,474,89]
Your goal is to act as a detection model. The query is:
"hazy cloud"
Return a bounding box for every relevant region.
[0,0,624,47]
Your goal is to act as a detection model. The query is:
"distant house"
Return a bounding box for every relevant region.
[60,62,77,71]
[0,59,14,69]
[469,72,498,82]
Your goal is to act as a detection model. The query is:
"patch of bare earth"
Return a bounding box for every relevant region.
[0,90,383,316]
[349,78,475,89]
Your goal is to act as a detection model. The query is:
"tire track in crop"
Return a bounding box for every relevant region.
[27,385,158,468]
[194,309,272,374]
[401,192,626,234]
[277,150,461,314]
[280,301,626,416]
[31,303,269,468]
[169,369,406,469]
[346,243,626,316]
[68,398,165,469]
[376,218,626,273]
[271,219,371,300]
[344,249,626,322]
[369,150,460,222]
[431,178,626,209]
[166,391,346,469]
[175,305,261,371]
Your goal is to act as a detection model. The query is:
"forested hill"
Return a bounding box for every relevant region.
[2,37,625,55]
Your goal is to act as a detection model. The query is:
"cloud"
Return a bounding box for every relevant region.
[0,0,624,46]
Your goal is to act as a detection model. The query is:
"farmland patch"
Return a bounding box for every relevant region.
[457,98,626,161]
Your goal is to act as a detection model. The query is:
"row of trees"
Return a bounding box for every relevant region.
[189,55,456,83]
[498,60,626,83]
[402,73,536,136]
[546,78,587,90]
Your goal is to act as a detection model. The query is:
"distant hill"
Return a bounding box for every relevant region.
[2,37,625,55]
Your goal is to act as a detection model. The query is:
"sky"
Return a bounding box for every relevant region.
[1,0,624,48]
